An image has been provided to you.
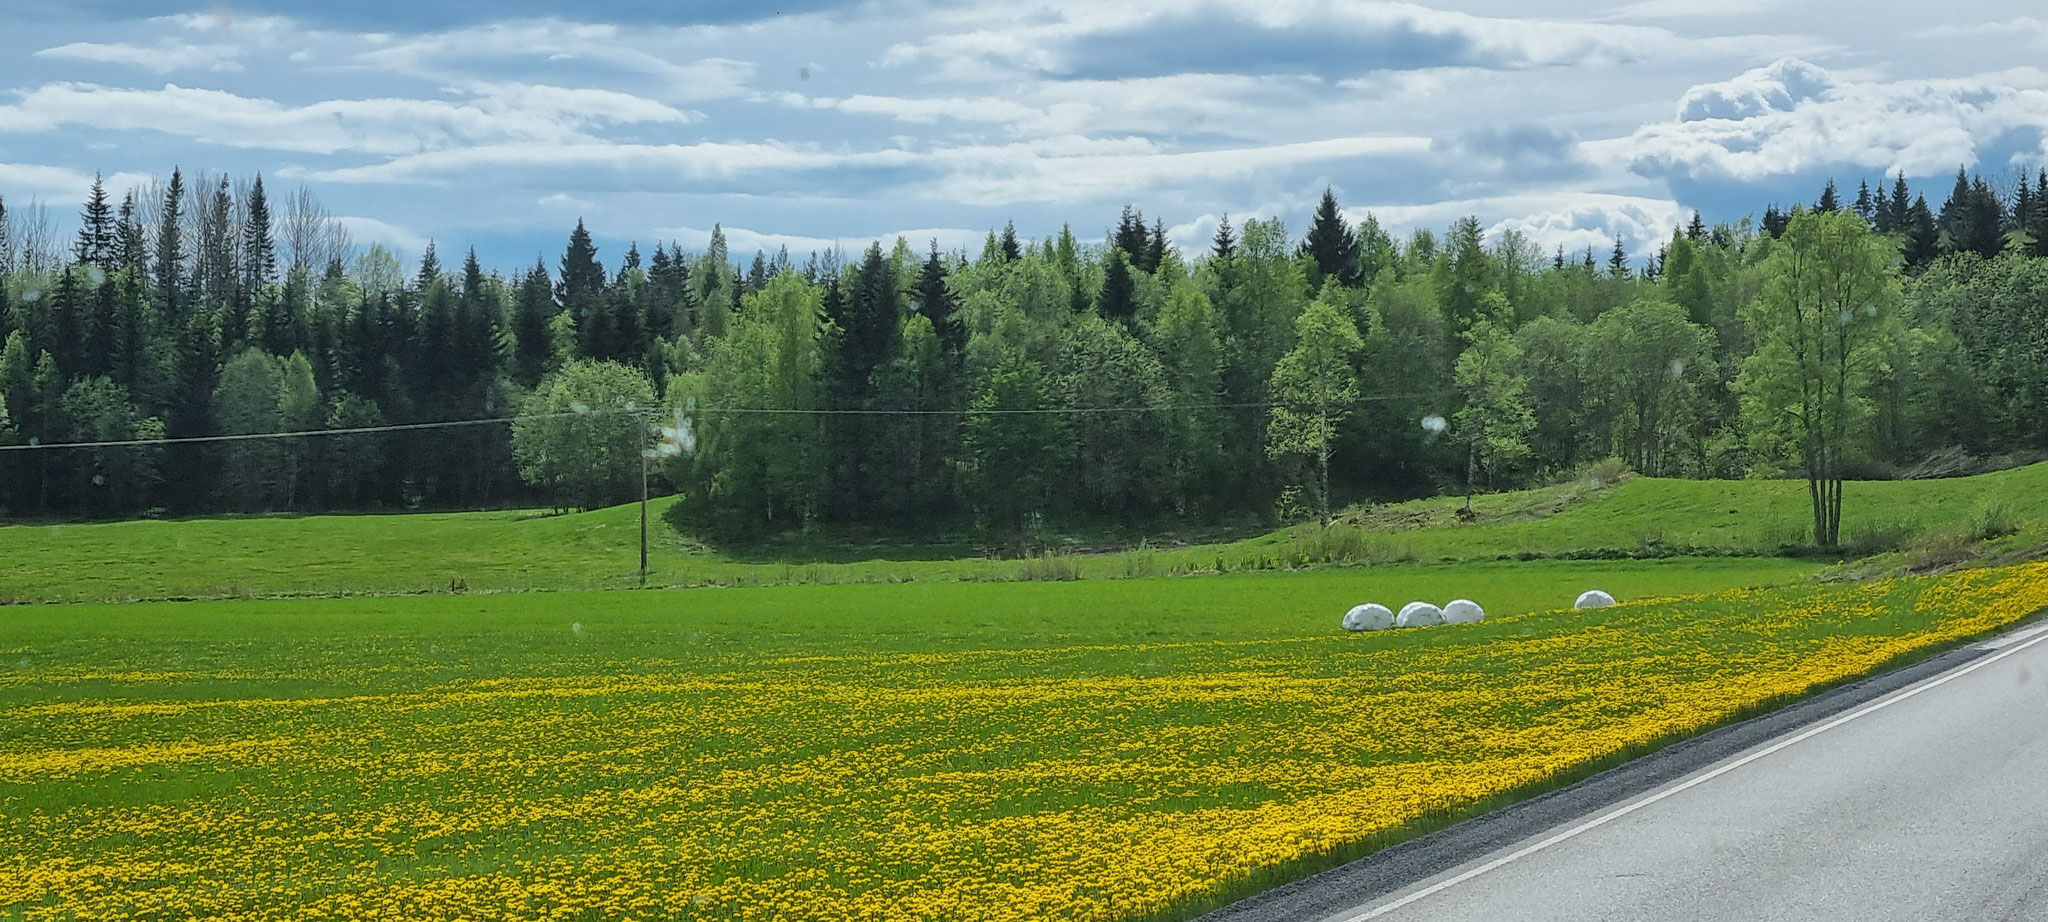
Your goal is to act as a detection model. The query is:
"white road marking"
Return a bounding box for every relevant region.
[1978,620,2048,650]
[1329,626,2048,922]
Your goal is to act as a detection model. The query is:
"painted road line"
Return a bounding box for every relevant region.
[1329,626,2048,922]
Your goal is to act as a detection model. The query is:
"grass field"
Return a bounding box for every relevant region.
[5,558,2046,921]
[5,463,2046,603]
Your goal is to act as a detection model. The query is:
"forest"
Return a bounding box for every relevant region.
[1,167,2045,544]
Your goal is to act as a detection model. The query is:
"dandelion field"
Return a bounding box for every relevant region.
[4,559,2046,921]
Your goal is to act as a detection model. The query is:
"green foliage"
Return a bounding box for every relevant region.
[1266,296,1363,521]
[1453,315,1535,491]
[1738,211,1903,546]
[511,359,656,512]
[677,274,829,532]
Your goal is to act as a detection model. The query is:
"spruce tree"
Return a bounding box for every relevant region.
[512,258,555,386]
[1904,195,1940,267]
[415,240,442,291]
[241,174,276,293]
[1144,218,1167,274]
[1112,205,1149,260]
[1301,187,1361,288]
[1885,173,1912,234]
[153,168,184,317]
[1686,211,1707,241]
[2034,168,2048,258]
[999,220,1023,262]
[1098,248,1138,322]
[915,240,961,356]
[115,191,146,278]
[75,174,114,267]
[1210,213,1237,261]
[1608,234,1629,278]
[1853,180,1875,224]
[1815,179,1840,214]
[556,219,606,337]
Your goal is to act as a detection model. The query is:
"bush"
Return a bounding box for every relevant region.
[1905,531,1977,572]
[1845,518,1918,557]
[1588,457,1631,488]
[1016,550,1080,582]
[1969,499,2020,541]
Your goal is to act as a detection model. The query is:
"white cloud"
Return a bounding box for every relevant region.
[1674,57,1835,122]
[1604,58,2048,183]
[35,40,245,74]
[927,136,1434,205]
[299,141,925,184]
[0,82,693,156]
[658,224,987,257]
[886,0,1792,81]
[1922,17,2048,46]
[0,162,155,203]
[331,215,429,254]
[1597,0,1787,21]
[357,20,755,102]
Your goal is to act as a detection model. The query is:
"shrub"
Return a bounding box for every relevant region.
[1968,499,2020,541]
[1588,457,1631,488]
[1905,531,1977,572]
[1016,550,1080,582]
[1845,518,1918,557]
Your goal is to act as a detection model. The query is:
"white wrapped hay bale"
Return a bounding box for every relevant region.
[1343,603,1395,632]
[1575,589,1617,610]
[1442,599,1485,624]
[1396,602,1445,628]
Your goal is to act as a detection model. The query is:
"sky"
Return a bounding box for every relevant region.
[3,0,2048,272]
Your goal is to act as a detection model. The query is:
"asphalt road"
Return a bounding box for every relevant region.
[1199,618,2048,922]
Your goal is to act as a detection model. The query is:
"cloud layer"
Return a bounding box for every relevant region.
[1,5,2043,268]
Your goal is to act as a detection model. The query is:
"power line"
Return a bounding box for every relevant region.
[0,393,1453,453]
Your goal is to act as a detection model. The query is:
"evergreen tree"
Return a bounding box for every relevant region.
[1608,234,1630,278]
[556,220,606,348]
[241,174,276,293]
[1686,211,1707,241]
[1904,195,1940,267]
[1144,218,1168,274]
[197,176,238,309]
[512,258,555,386]
[1097,248,1138,323]
[1883,173,1912,235]
[1853,180,1875,224]
[1301,187,1362,288]
[75,174,114,267]
[1112,205,1150,261]
[1816,179,1840,214]
[915,240,962,356]
[1210,213,1237,261]
[115,191,146,279]
[999,220,1023,262]
[2034,169,2048,258]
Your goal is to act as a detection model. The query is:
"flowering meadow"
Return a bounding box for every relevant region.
[3,560,2044,921]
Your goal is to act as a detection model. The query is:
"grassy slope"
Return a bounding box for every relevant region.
[5,463,2044,602]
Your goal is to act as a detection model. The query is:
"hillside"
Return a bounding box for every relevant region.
[4,463,2045,603]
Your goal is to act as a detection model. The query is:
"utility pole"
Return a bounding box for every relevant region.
[639,443,649,583]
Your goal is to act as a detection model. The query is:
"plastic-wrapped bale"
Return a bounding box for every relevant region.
[1442,599,1484,624]
[1343,603,1395,632]
[1396,601,1445,628]
[1575,589,1617,610]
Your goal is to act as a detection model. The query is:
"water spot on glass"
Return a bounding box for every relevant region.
[1668,359,1686,379]
[1420,415,1448,435]
[92,474,106,487]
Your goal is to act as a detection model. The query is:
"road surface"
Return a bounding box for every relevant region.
[1200,618,2048,922]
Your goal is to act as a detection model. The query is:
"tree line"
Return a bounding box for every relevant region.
[2,166,2046,545]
